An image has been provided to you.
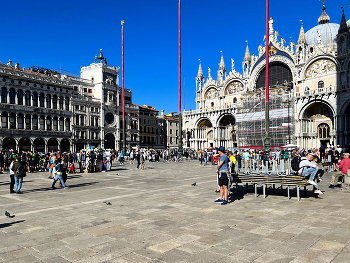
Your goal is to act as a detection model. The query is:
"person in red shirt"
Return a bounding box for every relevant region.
[329,153,350,188]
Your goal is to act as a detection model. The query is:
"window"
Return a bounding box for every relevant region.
[318,81,324,90]
[53,117,58,131]
[1,112,8,128]
[1,87,7,103]
[9,113,16,129]
[52,95,57,109]
[46,94,51,108]
[17,90,23,105]
[33,116,38,130]
[25,91,31,106]
[91,116,94,126]
[256,63,293,90]
[176,130,178,136]
[76,115,79,125]
[84,88,87,92]
[318,123,330,138]
[88,89,92,93]
[39,93,44,107]
[65,118,70,131]
[170,129,172,134]
[233,97,237,103]
[65,97,69,111]
[80,105,85,111]
[80,115,84,126]
[9,88,15,104]
[32,92,38,107]
[25,114,31,129]
[46,116,52,130]
[59,118,64,131]
[59,96,63,110]
[40,116,45,130]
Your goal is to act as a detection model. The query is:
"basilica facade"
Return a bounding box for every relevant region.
[183,4,350,150]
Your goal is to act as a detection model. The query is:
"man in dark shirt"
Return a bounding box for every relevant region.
[0,151,4,174]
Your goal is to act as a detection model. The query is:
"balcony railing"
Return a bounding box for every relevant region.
[183,102,242,115]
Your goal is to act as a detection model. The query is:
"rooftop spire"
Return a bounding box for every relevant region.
[318,3,330,25]
[219,51,226,71]
[244,41,251,62]
[197,59,203,79]
[338,7,349,34]
[297,20,306,44]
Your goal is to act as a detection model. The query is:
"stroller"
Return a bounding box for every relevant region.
[39,158,47,172]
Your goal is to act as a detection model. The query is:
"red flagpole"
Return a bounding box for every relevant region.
[179,0,181,114]
[264,0,270,152]
[121,20,125,152]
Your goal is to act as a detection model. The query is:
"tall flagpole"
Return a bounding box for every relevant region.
[177,0,183,158]
[264,0,271,152]
[121,20,126,153]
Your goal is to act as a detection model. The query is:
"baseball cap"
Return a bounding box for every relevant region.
[218,146,225,152]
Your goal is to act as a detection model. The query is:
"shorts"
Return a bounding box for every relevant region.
[30,160,34,166]
[0,162,3,168]
[218,171,229,186]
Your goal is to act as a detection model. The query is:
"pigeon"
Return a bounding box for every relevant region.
[104,201,112,205]
[5,211,14,218]
[191,182,197,186]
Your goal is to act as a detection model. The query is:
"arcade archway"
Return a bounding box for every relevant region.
[18,137,31,152]
[104,133,115,150]
[47,138,58,152]
[33,138,45,152]
[3,137,16,151]
[196,119,213,149]
[218,114,236,148]
[60,138,70,152]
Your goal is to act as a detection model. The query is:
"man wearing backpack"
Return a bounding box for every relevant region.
[11,157,26,194]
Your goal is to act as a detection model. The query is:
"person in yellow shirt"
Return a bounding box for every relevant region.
[228,152,236,173]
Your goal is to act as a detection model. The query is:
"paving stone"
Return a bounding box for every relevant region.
[147,241,183,253]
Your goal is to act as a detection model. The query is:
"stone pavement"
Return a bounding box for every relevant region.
[1,160,350,263]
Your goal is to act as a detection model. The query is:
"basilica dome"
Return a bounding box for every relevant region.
[305,4,339,48]
[305,23,339,47]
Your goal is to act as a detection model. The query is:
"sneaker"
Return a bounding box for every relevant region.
[16,191,23,194]
[64,186,69,189]
[51,186,56,189]
[215,190,220,193]
[307,180,317,186]
[329,185,334,188]
[314,189,323,194]
[214,199,224,203]
[221,200,228,205]
[335,184,342,188]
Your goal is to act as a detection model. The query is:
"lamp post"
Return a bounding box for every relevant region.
[264,0,271,153]
[178,0,183,158]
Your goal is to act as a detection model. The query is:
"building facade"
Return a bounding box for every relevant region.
[183,4,350,150]
[0,50,139,152]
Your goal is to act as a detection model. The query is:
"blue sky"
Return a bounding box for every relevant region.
[1,0,347,113]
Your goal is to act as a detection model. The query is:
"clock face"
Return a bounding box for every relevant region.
[105,112,114,124]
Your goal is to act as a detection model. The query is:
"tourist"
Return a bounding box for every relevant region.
[329,153,350,188]
[214,146,230,205]
[11,157,26,194]
[52,159,68,189]
[299,153,323,194]
[9,159,15,193]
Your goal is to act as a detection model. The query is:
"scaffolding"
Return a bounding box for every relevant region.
[236,86,293,150]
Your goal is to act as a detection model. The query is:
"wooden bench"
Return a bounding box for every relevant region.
[229,173,315,201]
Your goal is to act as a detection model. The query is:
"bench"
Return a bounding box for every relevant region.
[229,173,315,201]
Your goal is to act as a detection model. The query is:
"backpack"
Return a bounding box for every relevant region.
[17,165,26,177]
[291,157,301,172]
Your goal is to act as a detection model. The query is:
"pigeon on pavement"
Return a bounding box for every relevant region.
[5,211,10,217]
[104,201,112,205]
[191,182,197,186]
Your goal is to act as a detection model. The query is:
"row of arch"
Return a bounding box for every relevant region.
[1,112,71,132]
[1,87,70,110]
[3,137,70,152]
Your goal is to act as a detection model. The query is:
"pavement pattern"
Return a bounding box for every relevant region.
[1,160,350,263]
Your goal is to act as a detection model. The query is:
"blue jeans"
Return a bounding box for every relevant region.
[15,176,23,192]
[302,168,318,189]
[52,172,66,188]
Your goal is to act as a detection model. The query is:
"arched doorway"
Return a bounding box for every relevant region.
[3,137,16,151]
[301,102,334,148]
[47,138,58,152]
[218,114,236,148]
[197,119,213,149]
[61,138,70,152]
[18,137,31,153]
[33,138,45,152]
[104,133,115,149]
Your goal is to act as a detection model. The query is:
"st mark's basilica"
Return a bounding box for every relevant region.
[183,3,350,150]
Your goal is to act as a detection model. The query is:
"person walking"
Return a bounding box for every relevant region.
[52,159,68,189]
[11,157,26,194]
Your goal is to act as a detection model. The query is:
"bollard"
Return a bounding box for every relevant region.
[263,184,266,198]
[265,161,269,173]
[280,160,285,175]
[297,186,300,201]
[255,183,257,197]
[256,159,259,173]
[271,160,277,175]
